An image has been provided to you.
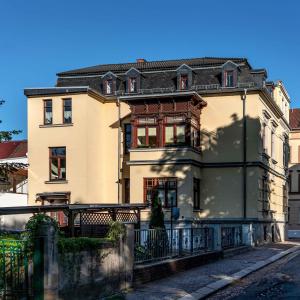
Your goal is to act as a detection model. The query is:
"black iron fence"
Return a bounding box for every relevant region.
[0,239,33,299]
[134,227,214,264]
[221,226,243,249]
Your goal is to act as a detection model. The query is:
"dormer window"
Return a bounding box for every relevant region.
[129,77,137,93]
[180,75,188,90]
[225,70,234,87]
[105,79,113,94]
[102,72,117,95]
[222,61,238,88]
[177,64,192,91]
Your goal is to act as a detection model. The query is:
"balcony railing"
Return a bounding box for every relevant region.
[114,82,259,97]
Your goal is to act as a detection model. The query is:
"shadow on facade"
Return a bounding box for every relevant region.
[147,114,279,242]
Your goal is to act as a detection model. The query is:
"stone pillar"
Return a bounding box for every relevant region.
[210,224,222,251]
[33,221,58,300]
[121,222,134,289]
[242,223,254,246]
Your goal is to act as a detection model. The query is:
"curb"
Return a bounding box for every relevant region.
[178,245,300,300]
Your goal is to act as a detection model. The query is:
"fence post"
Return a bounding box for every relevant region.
[178,228,183,256]
[190,228,194,254]
[121,223,134,289]
[33,221,58,300]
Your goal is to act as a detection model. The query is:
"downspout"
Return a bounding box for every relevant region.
[117,97,121,204]
[242,89,247,219]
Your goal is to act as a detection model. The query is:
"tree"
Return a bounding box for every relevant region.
[0,100,24,185]
[0,100,21,142]
[149,192,165,229]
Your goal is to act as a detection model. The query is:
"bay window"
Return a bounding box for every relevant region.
[144,177,177,208]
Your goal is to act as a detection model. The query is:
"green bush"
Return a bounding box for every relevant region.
[106,221,126,242]
[58,237,109,253]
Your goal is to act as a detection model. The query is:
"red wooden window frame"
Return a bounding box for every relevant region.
[143,177,177,208]
[44,99,52,125]
[49,147,66,181]
[136,126,158,147]
[163,120,186,146]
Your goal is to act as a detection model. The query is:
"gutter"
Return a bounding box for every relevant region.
[117,97,121,204]
[242,89,247,219]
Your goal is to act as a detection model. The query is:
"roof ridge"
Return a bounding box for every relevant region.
[57,56,250,76]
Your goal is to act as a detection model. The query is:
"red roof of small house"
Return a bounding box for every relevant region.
[0,140,27,159]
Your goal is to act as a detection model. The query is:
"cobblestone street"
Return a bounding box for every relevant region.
[208,243,300,299]
[126,242,300,300]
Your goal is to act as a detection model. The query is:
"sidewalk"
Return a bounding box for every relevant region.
[126,242,300,300]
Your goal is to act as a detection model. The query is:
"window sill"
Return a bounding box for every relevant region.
[39,123,73,128]
[45,180,68,184]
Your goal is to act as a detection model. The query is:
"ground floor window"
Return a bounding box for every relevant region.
[144,177,177,208]
[193,178,200,210]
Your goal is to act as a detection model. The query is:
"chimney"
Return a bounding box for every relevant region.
[136,58,147,63]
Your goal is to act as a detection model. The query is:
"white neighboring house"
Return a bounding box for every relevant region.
[0,140,29,230]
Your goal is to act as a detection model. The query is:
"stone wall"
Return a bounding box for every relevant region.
[58,241,132,300]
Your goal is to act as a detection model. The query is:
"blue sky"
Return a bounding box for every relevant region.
[0,0,299,140]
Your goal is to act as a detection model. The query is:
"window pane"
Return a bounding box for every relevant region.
[51,147,66,156]
[60,158,66,179]
[44,100,52,124]
[129,77,137,92]
[166,116,185,123]
[106,80,113,94]
[167,190,176,208]
[63,99,72,123]
[176,125,185,143]
[180,75,188,90]
[226,71,234,87]
[157,189,165,207]
[124,124,132,153]
[50,158,59,180]
[148,127,157,147]
[139,117,156,124]
[165,126,174,144]
[137,127,146,146]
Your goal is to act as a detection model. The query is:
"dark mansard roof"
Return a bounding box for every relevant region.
[57,57,252,77]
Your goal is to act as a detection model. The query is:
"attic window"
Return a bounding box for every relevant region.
[225,70,234,87]
[180,75,188,90]
[129,77,137,93]
[105,79,113,94]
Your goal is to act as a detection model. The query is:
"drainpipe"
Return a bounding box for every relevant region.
[242,89,247,219]
[117,97,121,204]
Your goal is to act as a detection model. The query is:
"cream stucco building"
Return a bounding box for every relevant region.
[288,108,300,235]
[25,57,290,244]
